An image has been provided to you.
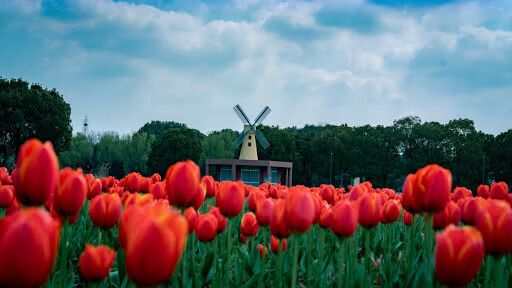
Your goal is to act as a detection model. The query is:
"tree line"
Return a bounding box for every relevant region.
[1,78,510,192]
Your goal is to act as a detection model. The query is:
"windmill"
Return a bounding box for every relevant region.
[233,105,271,160]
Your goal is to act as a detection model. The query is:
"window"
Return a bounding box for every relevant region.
[248,136,252,139]
[248,142,251,146]
[241,166,260,186]
[220,166,232,182]
[271,168,278,184]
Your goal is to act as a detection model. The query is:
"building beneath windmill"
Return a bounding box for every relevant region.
[205,105,293,187]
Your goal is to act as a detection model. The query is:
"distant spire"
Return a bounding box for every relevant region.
[83,115,89,134]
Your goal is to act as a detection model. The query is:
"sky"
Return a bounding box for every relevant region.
[1,0,511,135]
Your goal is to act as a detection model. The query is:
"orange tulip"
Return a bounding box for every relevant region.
[271,236,287,253]
[403,210,416,226]
[196,213,219,242]
[490,182,508,200]
[402,174,422,213]
[149,182,166,200]
[318,203,333,229]
[201,175,216,198]
[88,179,102,200]
[0,208,61,287]
[358,193,381,229]
[258,244,268,258]
[53,168,88,217]
[435,225,484,287]
[165,160,200,207]
[123,206,188,286]
[451,187,472,203]
[256,197,275,226]
[89,193,122,229]
[348,184,367,202]
[192,183,206,210]
[140,178,152,194]
[247,189,263,212]
[185,207,198,234]
[270,199,291,239]
[477,184,489,199]
[216,181,245,217]
[475,200,512,256]
[241,212,260,238]
[285,188,315,233]
[14,139,59,206]
[461,197,486,226]
[79,245,116,281]
[0,185,14,208]
[330,201,358,238]
[381,200,401,224]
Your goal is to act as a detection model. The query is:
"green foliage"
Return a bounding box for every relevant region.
[59,133,94,172]
[147,127,202,176]
[199,129,238,171]
[0,78,72,168]
[139,120,204,140]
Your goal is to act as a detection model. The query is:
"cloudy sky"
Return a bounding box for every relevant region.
[1,0,511,135]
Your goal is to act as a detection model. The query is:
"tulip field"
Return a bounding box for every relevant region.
[1,139,512,287]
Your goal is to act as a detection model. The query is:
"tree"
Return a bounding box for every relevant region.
[122,132,156,176]
[199,129,237,171]
[95,132,125,178]
[139,120,204,141]
[0,78,72,168]
[59,133,94,172]
[147,127,202,176]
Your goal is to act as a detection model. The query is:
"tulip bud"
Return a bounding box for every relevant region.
[285,188,315,233]
[318,203,333,228]
[270,199,291,239]
[89,193,122,229]
[271,236,287,253]
[435,225,484,287]
[125,172,142,193]
[149,182,166,200]
[330,201,358,238]
[381,200,401,224]
[210,207,227,233]
[185,207,198,234]
[88,179,102,200]
[0,185,14,208]
[201,175,216,198]
[14,139,59,206]
[320,185,335,204]
[241,212,260,238]
[196,213,218,242]
[477,185,489,199]
[490,182,509,200]
[432,201,461,230]
[53,168,88,217]
[79,245,116,281]
[358,193,381,229]
[151,173,161,183]
[414,164,452,213]
[216,181,245,217]
[165,160,200,207]
[475,200,512,256]
[256,197,275,226]
[258,244,268,258]
[0,208,61,287]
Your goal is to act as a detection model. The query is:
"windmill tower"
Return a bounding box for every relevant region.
[82,115,89,135]
[233,105,271,160]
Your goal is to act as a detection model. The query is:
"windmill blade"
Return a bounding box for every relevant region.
[254,106,271,126]
[255,129,270,149]
[233,129,250,147]
[233,105,251,125]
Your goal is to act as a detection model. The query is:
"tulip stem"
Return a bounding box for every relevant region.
[492,256,503,287]
[291,234,300,288]
[59,217,70,288]
[225,219,232,287]
[424,215,433,287]
[276,239,283,288]
[338,237,346,288]
[318,229,325,285]
[307,230,313,286]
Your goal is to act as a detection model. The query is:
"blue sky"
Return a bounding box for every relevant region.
[1,0,511,135]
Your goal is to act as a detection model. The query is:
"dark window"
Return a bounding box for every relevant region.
[248,136,252,139]
[248,142,252,146]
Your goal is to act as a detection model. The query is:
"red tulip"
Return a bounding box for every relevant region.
[89,193,122,229]
[477,184,489,199]
[196,213,218,242]
[348,184,367,202]
[0,208,61,287]
[241,212,260,238]
[320,185,335,204]
[0,185,14,208]
[381,200,401,224]
[192,183,206,210]
[270,199,291,239]
[451,187,472,203]
[285,188,315,233]
[247,190,263,212]
[5,196,21,215]
[358,193,381,229]
[413,164,452,213]
[201,175,216,198]
[165,160,200,207]
[53,168,88,217]
[149,182,166,200]
[216,181,245,217]
[123,206,188,286]
[258,244,268,258]
[151,173,161,183]
[461,197,487,226]
[330,201,358,238]
[403,210,416,226]
[88,179,102,200]
[256,197,275,226]
[432,201,461,230]
[318,203,333,228]
[79,245,116,281]
[185,207,198,234]
[210,207,227,232]
[435,225,484,287]
[240,234,247,243]
[14,139,59,206]
[402,174,422,213]
[490,182,509,200]
[475,200,512,256]
[271,236,287,253]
